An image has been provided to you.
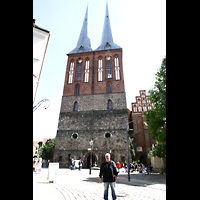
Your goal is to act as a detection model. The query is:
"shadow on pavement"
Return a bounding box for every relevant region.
[83,173,166,187]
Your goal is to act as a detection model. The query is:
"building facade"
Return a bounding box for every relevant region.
[130,90,155,165]
[33,19,50,103]
[53,3,128,168]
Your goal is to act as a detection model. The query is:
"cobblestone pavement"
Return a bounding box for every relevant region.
[33,168,166,200]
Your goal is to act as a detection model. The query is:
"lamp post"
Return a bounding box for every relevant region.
[33,99,50,112]
[89,140,93,175]
[126,120,135,181]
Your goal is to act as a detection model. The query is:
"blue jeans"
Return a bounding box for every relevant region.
[104,182,117,200]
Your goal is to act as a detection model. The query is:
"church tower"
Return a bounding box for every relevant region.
[53,3,128,168]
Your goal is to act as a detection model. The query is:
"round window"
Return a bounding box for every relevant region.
[71,133,78,139]
[105,132,111,138]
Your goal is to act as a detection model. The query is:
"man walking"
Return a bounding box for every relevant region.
[99,153,118,200]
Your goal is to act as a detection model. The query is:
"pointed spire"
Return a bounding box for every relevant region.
[68,4,93,54]
[95,1,121,51]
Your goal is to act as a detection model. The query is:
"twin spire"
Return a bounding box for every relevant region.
[68,2,121,54]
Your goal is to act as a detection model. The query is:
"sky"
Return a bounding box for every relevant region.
[33,0,166,141]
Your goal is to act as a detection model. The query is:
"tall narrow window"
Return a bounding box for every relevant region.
[74,102,78,111]
[143,104,147,111]
[133,104,137,112]
[75,84,80,95]
[68,61,74,84]
[107,82,111,93]
[148,103,151,110]
[114,57,120,80]
[108,99,112,110]
[98,58,103,81]
[106,56,112,79]
[76,59,82,81]
[84,59,89,82]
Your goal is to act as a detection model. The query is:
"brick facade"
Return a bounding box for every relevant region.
[129,90,156,165]
[53,49,128,168]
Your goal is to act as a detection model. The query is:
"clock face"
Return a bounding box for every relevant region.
[78,59,82,63]
[106,56,111,60]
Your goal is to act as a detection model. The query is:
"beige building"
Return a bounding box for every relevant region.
[33,138,50,158]
[33,19,50,103]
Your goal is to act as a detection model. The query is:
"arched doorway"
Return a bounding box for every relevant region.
[140,155,145,164]
[86,153,96,168]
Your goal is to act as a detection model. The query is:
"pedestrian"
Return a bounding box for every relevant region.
[99,153,118,200]
[124,161,127,172]
[78,159,82,170]
[71,159,75,170]
[117,161,121,171]
[146,165,151,174]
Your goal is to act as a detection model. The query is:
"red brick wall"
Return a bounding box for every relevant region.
[63,49,125,96]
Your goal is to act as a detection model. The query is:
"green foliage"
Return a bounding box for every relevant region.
[39,137,56,161]
[143,57,166,158]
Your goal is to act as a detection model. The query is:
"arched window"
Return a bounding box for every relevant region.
[76,59,82,81]
[148,103,152,110]
[75,84,80,95]
[98,58,103,81]
[84,59,89,82]
[74,101,78,111]
[106,56,112,79]
[68,61,74,84]
[108,99,112,110]
[107,82,111,93]
[114,56,120,80]
[133,104,137,112]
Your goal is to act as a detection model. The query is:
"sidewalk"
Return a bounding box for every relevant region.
[33,170,65,200]
[33,168,166,200]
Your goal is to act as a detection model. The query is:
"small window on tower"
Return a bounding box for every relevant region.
[75,85,80,95]
[74,102,78,111]
[108,99,112,110]
[107,83,111,93]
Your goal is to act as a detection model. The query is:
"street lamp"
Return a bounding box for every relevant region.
[89,140,93,175]
[33,99,50,112]
[126,120,135,181]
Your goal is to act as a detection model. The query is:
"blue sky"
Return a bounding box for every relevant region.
[33,0,166,141]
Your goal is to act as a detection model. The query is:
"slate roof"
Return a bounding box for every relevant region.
[68,4,93,54]
[68,2,121,55]
[95,2,121,51]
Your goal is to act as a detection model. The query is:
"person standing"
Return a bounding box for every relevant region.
[117,161,121,172]
[99,153,118,200]
[78,159,83,170]
[71,159,75,170]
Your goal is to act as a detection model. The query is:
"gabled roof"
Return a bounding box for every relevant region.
[68,4,93,54]
[33,19,50,33]
[95,2,121,51]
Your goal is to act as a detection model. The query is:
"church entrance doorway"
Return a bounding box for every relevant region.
[86,153,96,168]
[140,155,145,164]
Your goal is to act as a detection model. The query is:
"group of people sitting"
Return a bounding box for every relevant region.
[116,161,152,174]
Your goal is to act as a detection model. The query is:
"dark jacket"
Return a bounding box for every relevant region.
[99,160,118,182]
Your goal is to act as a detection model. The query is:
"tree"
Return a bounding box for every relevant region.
[143,57,166,158]
[39,137,56,161]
